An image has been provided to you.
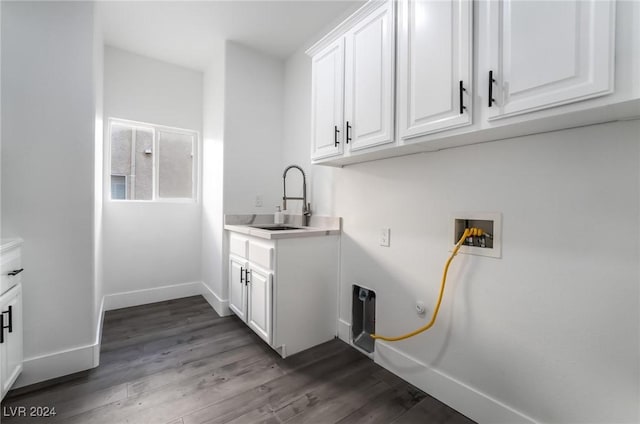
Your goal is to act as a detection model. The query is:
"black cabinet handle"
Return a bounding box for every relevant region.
[246,270,251,284]
[240,267,245,284]
[8,268,23,276]
[459,81,467,114]
[488,70,496,107]
[334,125,340,147]
[5,306,11,333]
[346,121,352,144]
[0,306,11,344]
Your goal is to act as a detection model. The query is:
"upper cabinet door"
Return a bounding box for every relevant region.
[398,0,472,140]
[485,0,615,119]
[344,1,395,151]
[311,38,345,160]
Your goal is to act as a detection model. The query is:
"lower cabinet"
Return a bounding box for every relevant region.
[229,255,273,344]
[1,239,24,400]
[227,232,339,358]
[0,283,23,400]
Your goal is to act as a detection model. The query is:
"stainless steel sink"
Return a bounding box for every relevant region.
[249,225,304,231]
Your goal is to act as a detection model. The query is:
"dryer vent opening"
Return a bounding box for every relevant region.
[352,285,376,353]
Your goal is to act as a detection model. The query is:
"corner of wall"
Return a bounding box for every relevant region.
[200,281,232,317]
[4,0,99,389]
[93,296,105,367]
[201,39,227,306]
[92,0,105,347]
[14,344,99,390]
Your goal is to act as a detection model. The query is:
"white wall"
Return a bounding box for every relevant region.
[283,51,335,216]
[335,121,639,424]
[281,49,640,424]
[93,4,104,343]
[201,42,286,310]
[202,42,290,314]
[223,42,284,215]
[1,1,97,385]
[201,40,227,313]
[102,47,203,297]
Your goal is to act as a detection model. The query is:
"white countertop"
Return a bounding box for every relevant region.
[224,215,341,240]
[224,224,340,240]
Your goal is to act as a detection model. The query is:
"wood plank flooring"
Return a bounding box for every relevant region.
[1,296,476,424]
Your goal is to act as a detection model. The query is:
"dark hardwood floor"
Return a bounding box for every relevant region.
[2,296,475,424]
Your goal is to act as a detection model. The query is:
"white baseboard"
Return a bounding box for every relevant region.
[200,283,232,317]
[93,296,105,367]
[13,282,229,390]
[103,281,203,311]
[374,341,536,424]
[14,297,106,389]
[13,343,97,389]
[337,318,351,343]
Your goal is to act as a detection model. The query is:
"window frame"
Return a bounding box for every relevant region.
[106,118,200,203]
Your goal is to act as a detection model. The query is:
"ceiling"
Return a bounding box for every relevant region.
[97,1,365,71]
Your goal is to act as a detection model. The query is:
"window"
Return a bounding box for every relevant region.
[108,119,198,201]
[111,175,127,200]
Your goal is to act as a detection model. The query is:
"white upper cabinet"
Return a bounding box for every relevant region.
[398,0,472,139]
[311,38,345,160]
[484,0,615,119]
[309,0,395,160]
[344,1,395,150]
[309,0,634,166]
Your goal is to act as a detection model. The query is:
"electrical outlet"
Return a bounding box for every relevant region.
[255,195,263,207]
[379,228,390,247]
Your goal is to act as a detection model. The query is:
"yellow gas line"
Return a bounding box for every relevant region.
[370,227,484,342]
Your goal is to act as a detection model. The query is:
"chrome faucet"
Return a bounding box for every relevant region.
[282,165,311,226]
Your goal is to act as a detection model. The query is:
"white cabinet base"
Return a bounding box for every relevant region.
[270,236,339,357]
[227,232,339,358]
[1,239,24,400]
[1,284,23,398]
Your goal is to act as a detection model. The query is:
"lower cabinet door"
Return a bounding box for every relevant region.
[228,256,248,322]
[1,283,23,399]
[247,266,272,344]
